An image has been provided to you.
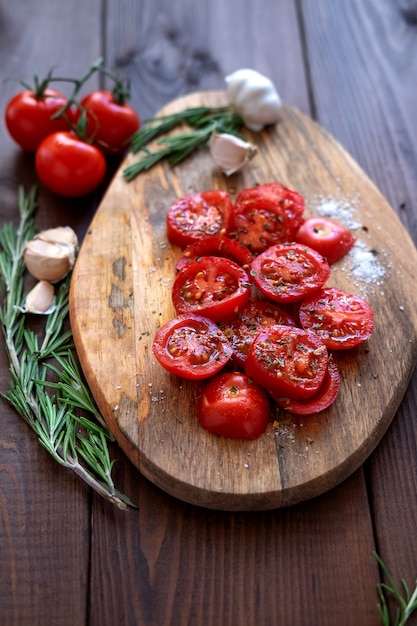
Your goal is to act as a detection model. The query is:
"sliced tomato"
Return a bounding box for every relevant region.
[197,371,271,440]
[271,357,340,414]
[172,257,251,322]
[219,299,297,368]
[235,182,305,229]
[245,324,328,399]
[295,216,355,263]
[166,190,234,247]
[175,236,253,272]
[250,242,330,304]
[152,314,232,380]
[299,287,374,349]
[232,198,296,254]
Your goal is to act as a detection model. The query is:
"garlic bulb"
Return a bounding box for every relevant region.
[24,226,78,283]
[23,280,56,314]
[225,68,282,131]
[35,226,78,249]
[209,131,257,176]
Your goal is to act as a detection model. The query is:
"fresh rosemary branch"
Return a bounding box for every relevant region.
[374,552,417,625]
[123,106,243,181]
[0,187,136,510]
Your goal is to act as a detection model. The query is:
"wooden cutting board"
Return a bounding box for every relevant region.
[69,91,417,511]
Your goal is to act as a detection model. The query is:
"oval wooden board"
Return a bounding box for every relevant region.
[70,91,417,511]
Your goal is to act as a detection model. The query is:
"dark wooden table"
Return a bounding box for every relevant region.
[1,1,417,625]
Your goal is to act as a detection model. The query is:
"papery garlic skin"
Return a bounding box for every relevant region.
[209,132,257,176]
[23,238,75,283]
[225,69,282,132]
[24,280,56,314]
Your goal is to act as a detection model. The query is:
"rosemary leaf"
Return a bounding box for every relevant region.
[0,186,136,510]
[374,552,417,625]
[123,105,243,181]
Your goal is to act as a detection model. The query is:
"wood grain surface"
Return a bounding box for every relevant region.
[2,1,417,624]
[70,91,417,510]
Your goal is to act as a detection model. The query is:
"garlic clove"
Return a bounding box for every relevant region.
[209,132,258,176]
[35,226,78,250]
[225,68,282,131]
[23,280,56,314]
[23,238,75,283]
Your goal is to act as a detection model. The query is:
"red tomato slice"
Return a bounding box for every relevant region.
[299,287,374,349]
[167,190,234,247]
[245,324,328,399]
[219,299,297,368]
[197,371,271,439]
[232,198,296,254]
[295,216,355,263]
[250,242,330,304]
[271,357,340,414]
[235,182,305,228]
[175,236,253,272]
[172,256,251,322]
[152,314,232,380]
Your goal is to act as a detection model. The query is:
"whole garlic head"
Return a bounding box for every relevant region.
[225,68,282,131]
[209,131,257,176]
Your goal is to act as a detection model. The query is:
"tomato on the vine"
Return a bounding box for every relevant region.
[35,131,106,197]
[299,287,374,349]
[5,88,70,151]
[197,371,271,439]
[245,324,329,399]
[294,216,355,264]
[152,314,233,380]
[78,90,141,155]
[271,358,340,415]
[167,190,234,248]
[250,242,330,303]
[172,256,251,322]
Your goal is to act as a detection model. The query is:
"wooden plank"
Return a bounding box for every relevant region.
[301,0,417,605]
[0,1,102,625]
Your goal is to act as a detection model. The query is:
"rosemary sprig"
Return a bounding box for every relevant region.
[123,106,243,181]
[0,187,136,510]
[375,552,417,625]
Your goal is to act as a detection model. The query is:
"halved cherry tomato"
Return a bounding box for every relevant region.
[250,242,330,304]
[295,216,355,263]
[219,299,297,368]
[78,90,140,154]
[197,371,271,439]
[152,314,232,380]
[299,287,374,349]
[235,183,305,229]
[167,190,234,248]
[271,357,340,414]
[245,324,328,399]
[175,236,253,272]
[172,257,251,322]
[35,131,106,197]
[5,88,70,151]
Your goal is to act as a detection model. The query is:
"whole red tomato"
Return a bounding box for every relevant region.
[35,131,106,197]
[79,90,140,154]
[5,88,70,151]
[197,371,271,440]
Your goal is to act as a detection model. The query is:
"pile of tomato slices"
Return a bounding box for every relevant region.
[152,183,374,440]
